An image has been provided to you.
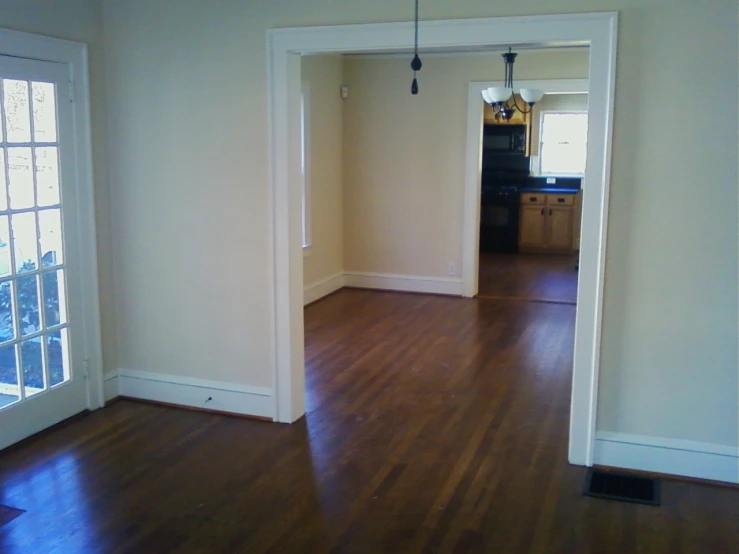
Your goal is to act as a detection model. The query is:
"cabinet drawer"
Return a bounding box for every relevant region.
[521,193,546,205]
[547,194,575,206]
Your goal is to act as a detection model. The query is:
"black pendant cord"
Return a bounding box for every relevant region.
[410,0,422,94]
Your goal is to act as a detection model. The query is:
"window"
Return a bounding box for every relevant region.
[538,112,588,175]
[300,82,311,251]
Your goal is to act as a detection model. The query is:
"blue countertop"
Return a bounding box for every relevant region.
[520,187,580,194]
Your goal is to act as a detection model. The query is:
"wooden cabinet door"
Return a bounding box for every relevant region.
[547,206,574,250]
[572,191,583,250]
[519,205,546,248]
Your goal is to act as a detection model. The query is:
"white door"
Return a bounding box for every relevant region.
[0,55,90,450]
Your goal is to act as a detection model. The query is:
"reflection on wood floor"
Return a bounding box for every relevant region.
[0,289,736,552]
[478,252,579,304]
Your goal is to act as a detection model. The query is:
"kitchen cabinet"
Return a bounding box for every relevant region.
[519,192,578,253]
[572,191,583,250]
[518,193,546,248]
[547,206,574,250]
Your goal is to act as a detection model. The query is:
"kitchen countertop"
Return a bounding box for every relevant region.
[519,187,580,194]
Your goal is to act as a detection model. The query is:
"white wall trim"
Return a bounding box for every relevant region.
[103,371,119,402]
[344,271,463,296]
[304,272,345,305]
[304,271,464,306]
[268,13,619,470]
[595,431,739,484]
[0,28,104,412]
[118,369,274,419]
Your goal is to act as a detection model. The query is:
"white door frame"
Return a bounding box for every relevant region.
[0,28,104,411]
[461,78,590,298]
[267,12,618,467]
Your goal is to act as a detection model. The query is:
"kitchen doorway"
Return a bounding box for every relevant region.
[269,13,618,467]
[475,84,588,305]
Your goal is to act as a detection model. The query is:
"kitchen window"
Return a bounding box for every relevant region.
[538,112,588,176]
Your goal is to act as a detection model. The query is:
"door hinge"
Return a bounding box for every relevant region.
[68,79,75,103]
[83,357,90,379]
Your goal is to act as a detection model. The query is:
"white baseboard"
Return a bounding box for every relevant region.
[343,271,463,296]
[304,272,345,305]
[117,369,274,420]
[594,431,739,483]
[103,371,119,402]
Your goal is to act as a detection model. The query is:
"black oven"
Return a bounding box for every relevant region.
[479,185,520,253]
[482,124,527,155]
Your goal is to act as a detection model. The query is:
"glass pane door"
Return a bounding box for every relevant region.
[0,78,70,408]
[0,54,89,450]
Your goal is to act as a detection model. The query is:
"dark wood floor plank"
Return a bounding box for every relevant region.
[0,288,737,553]
[478,252,578,303]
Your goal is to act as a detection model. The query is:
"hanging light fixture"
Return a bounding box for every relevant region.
[481,48,545,120]
[410,0,422,94]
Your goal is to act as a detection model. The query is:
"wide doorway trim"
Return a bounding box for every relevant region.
[267,12,619,467]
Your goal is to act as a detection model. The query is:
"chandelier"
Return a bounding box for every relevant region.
[481,48,545,120]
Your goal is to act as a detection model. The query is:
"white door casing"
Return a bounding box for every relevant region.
[268,12,618,467]
[0,29,102,450]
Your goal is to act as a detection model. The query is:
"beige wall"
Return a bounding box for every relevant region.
[301,55,344,287]
[342,51,588,277]
[102,0,738,447]
[0,0,117,374]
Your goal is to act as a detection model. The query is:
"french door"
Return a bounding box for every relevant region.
[0,55,90,450]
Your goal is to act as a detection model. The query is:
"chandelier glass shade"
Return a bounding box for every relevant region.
[481,48,545,120]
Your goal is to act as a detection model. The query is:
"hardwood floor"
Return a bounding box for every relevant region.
[1,289,737,553]
[478,252,579,304]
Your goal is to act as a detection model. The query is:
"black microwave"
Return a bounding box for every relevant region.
[482,124,527,155]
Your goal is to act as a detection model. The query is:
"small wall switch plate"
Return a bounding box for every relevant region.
[546,177,556,184]
[340,85,349,99]
[448,262,456,276]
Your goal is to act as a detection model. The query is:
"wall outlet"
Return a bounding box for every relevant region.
[546,177,556,184]
[447,262,456,276]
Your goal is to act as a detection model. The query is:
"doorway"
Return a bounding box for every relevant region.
[269,13,618,467]
[474,81,589,305]
[0,31,103,451]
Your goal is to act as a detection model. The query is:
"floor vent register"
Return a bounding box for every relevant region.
[584,469,661,506]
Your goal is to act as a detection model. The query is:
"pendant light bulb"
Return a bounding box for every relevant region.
[410,0,422,95]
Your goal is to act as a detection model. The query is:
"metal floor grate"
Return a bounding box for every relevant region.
[584,469,661,506]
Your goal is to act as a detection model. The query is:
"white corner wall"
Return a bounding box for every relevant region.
[301,55,345,301]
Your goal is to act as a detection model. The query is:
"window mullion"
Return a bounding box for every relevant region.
[28,84,50,391]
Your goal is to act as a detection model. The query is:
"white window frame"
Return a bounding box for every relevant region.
[0,28,103,410]
[537,110,589,177]
[300,81,311,256]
